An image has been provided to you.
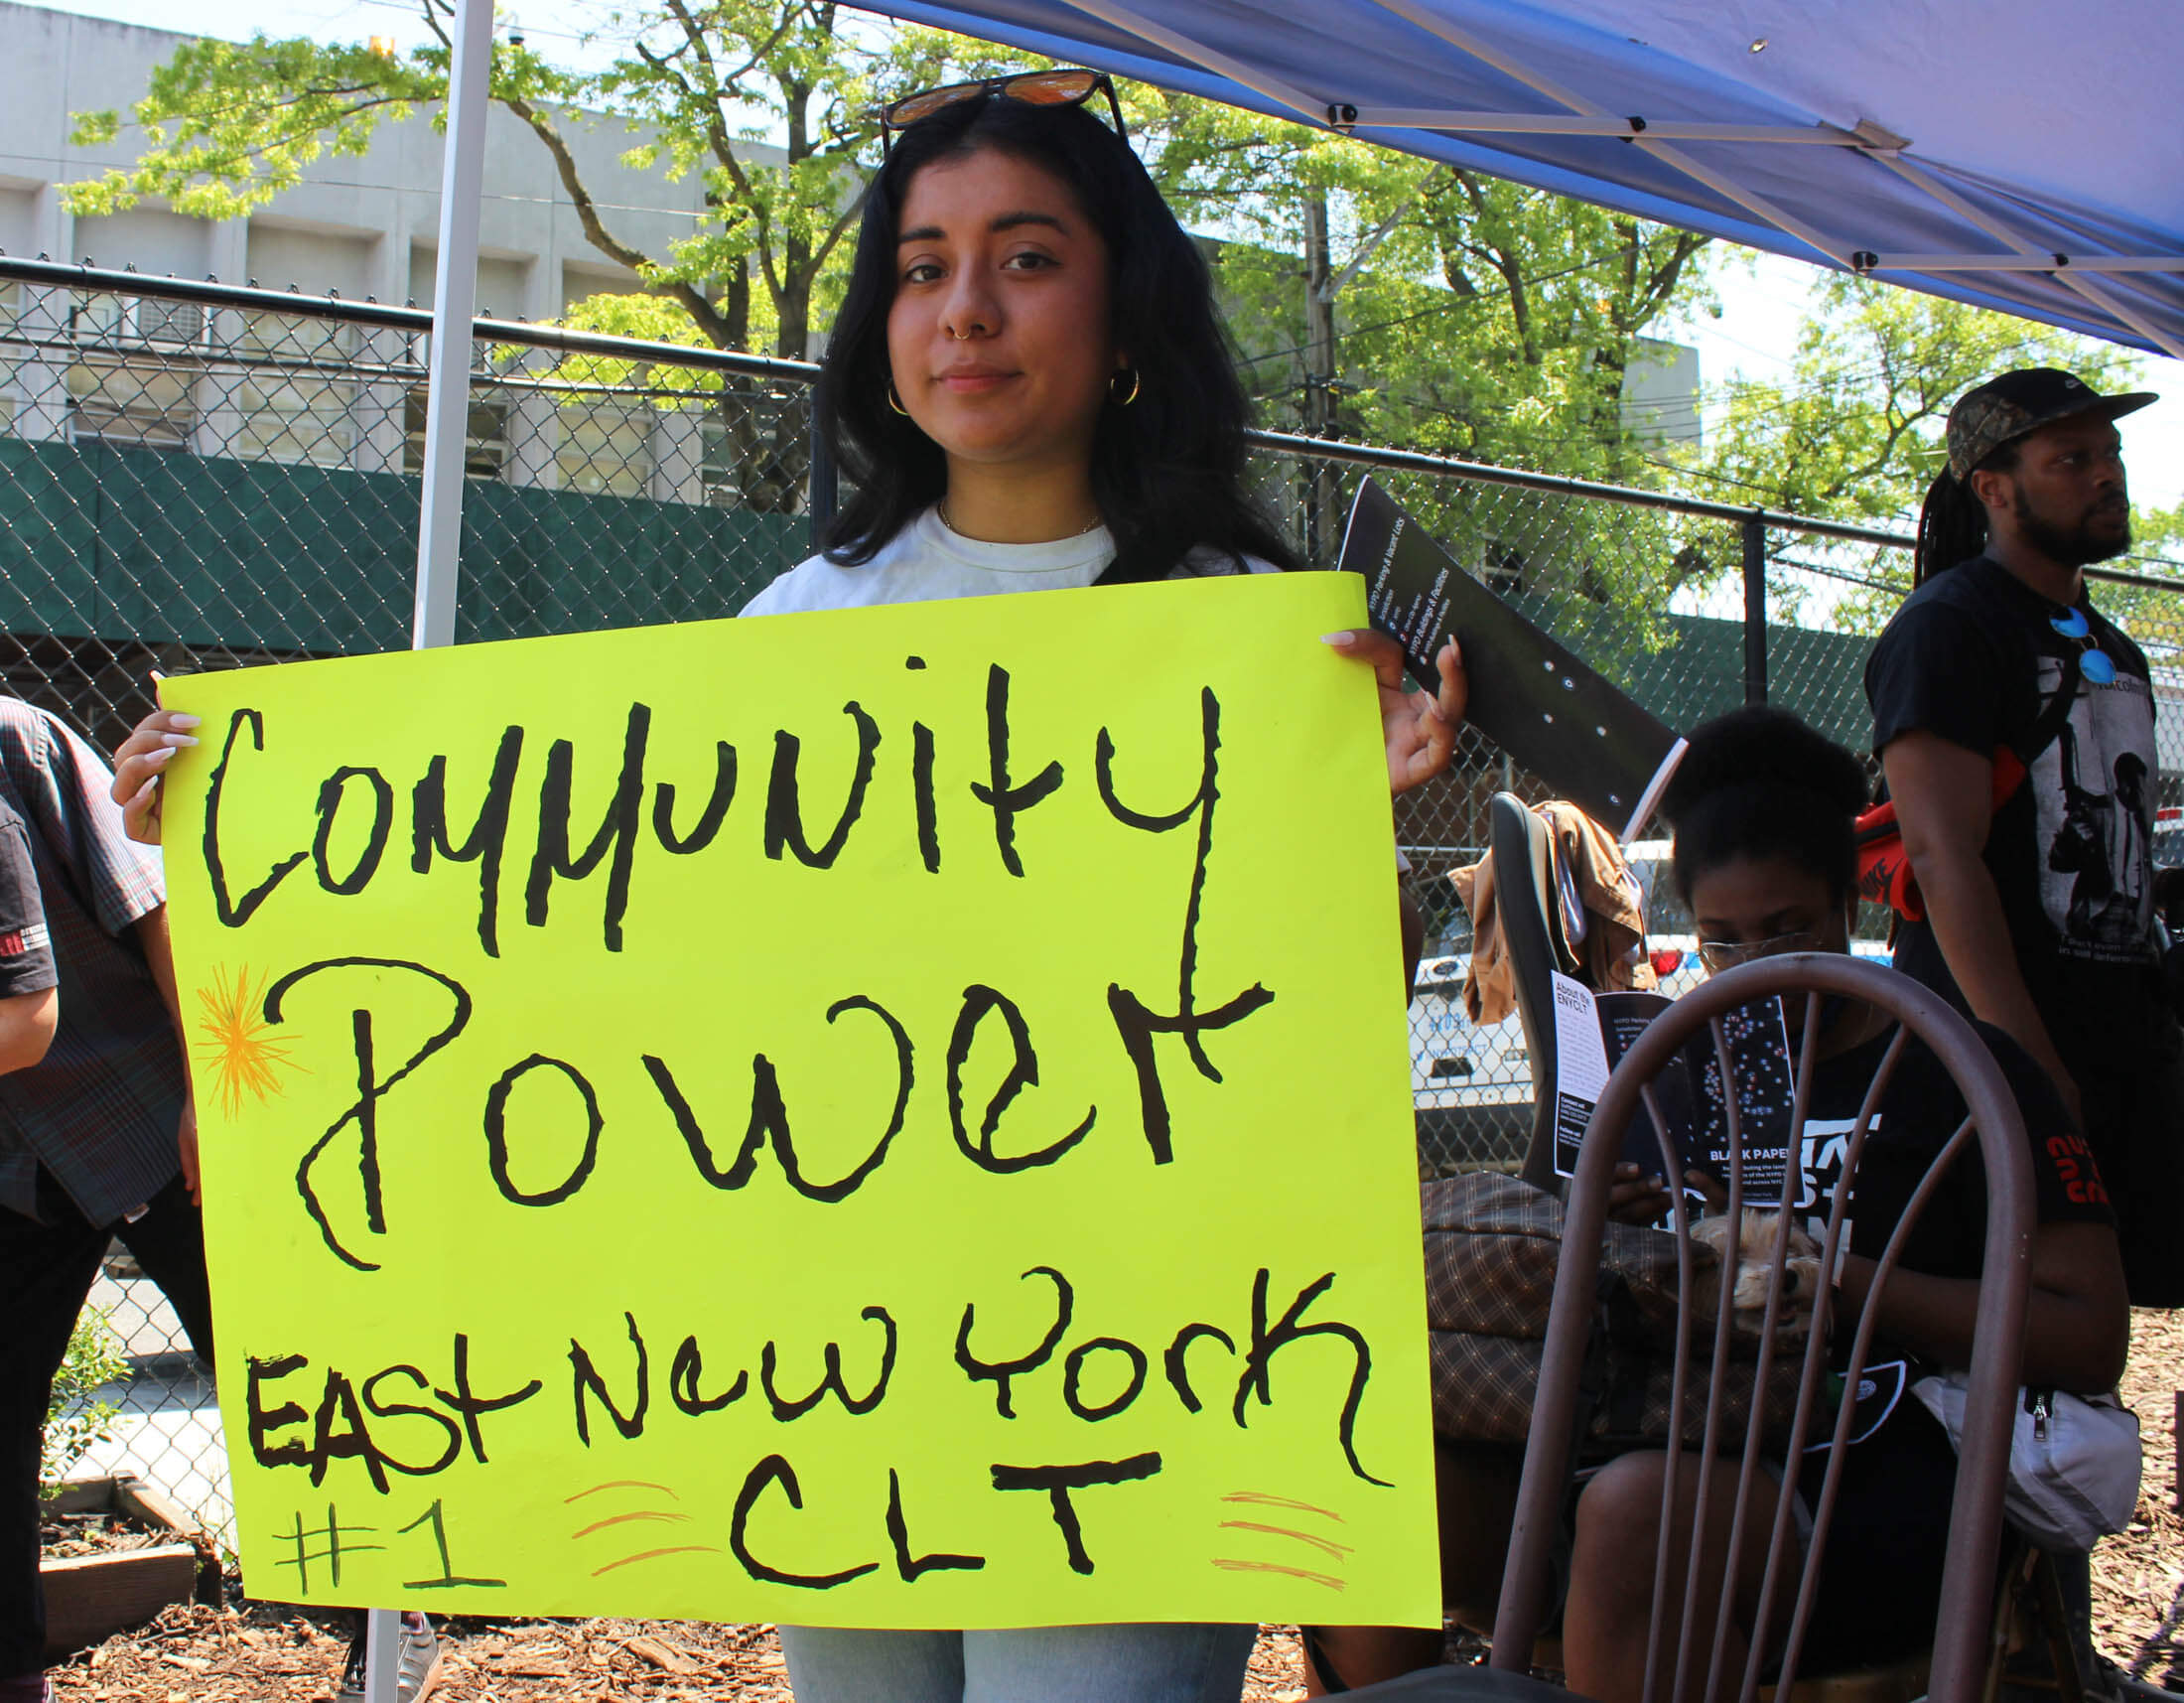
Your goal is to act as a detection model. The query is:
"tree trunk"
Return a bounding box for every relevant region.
[723,257,751,354]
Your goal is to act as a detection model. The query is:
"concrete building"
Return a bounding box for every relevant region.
[1621,336,1704,449]
[0,0,787,501]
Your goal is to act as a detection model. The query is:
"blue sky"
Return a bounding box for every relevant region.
[32,0,2184,519]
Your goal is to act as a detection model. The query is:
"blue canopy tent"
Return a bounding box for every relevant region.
[851,0,2184,357]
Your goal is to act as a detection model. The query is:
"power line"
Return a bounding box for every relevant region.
[1228,240,1651,373]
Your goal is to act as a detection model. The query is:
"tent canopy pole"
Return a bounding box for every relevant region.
[410,0,496,651]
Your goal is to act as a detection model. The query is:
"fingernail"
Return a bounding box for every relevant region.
[159,733,197,748]
[132,778,158,802]
[168,713,200,729]
[1320,632,1357,645]
[145,748,177,768]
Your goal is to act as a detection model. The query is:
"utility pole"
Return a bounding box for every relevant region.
[1301,187,1342,565]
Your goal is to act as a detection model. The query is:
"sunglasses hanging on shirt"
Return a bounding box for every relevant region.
[2050,606,2118,685]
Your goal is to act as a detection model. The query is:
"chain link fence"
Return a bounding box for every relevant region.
[8,259,2183,1549]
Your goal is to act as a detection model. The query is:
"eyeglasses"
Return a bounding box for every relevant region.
[1698,930,1822,974]
[2049,606,2118,685]
[877,69,1128,156]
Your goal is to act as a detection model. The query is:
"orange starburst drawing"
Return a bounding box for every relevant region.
[195,965,306,1118]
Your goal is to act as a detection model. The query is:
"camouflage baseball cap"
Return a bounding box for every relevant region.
[1946,367,2157,480]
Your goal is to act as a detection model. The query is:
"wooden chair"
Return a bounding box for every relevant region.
[1487,952,2037,1703]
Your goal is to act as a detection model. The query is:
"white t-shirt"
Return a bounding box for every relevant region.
[740,505,1273,616]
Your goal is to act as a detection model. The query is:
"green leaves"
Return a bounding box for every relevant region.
[1691,275,2144,528]
[68,35,442,221]
[65,4,933,358]
[41,1306,128,1490]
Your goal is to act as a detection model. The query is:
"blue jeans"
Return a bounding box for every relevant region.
[776,1623,1257,1703]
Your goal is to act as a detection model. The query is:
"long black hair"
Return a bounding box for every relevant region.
[1912,440,2019,587]
[1664,707,1870,906]
[815,92,1298,580]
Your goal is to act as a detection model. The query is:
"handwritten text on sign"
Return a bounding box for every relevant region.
[161,572,1437,1629]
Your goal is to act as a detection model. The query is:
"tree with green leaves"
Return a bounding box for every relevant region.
[71,19,1715,509]
[1692,274,2148,526]
[1681,274,2183,633]
[67,0,976,510]
[1121,91,1722,636]
[1132,93,1710,481]
[65,0,954,360]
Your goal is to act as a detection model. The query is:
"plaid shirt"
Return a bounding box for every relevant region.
[0,698,182,1228]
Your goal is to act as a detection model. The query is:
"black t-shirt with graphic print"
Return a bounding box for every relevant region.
[1865,555,2165,1065]
[1790,1017,2113,1669]
[1802,1017,2114,1294]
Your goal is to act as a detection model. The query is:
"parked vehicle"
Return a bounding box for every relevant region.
[1407,840,1889,1172]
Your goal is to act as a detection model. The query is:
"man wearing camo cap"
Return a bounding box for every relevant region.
[1864,366,2180,1305]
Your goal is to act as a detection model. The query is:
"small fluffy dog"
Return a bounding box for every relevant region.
[1689,1208,1824,1339]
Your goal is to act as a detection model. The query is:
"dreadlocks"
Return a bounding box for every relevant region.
[1912,441,2019,587]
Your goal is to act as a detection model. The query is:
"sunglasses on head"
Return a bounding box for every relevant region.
[877,69,1127,156]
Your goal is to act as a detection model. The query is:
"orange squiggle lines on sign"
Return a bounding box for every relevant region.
[564,1481,680,1503]
[591,1545,721,1577]
[1219,1490,1344,1521]
[1216,1520,1355,1561]
[572,1510,693,1540]
[1211,1558,1345,1590]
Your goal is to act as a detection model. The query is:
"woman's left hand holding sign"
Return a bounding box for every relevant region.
[1322,629,1466,796]
[110,703,201,846]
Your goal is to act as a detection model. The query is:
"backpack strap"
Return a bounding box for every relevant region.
[1991,645,2084,800]
[2018,644,2085,761]
[1854,647,2086,923]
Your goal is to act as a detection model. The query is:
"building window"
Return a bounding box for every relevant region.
[557,401,652,497]
[233,309,358,363]
[235,376,356,468]
[67,359,197,450]
[403,387,507,480]
[69,292,206,350]
[698,411,746,508]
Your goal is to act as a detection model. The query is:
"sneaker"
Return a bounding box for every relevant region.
[335,1613,442,1703]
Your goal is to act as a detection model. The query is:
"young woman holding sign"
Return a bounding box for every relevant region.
[746,73,1458,1703]
[109,70,1462,1703]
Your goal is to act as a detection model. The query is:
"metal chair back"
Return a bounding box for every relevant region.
[1488,953,2035,1703]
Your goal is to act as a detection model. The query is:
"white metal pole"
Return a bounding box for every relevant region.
[410,0,495,651]
[362,1610,403,1703]
[373,0,494,1690]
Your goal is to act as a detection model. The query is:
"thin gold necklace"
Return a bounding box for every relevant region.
[938,497,1103,542]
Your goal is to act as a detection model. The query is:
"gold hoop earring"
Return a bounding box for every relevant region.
[887,381,909,416]
[1110,367,1141,406]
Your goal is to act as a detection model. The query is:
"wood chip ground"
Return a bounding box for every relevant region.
[43,1309,2184,1700]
